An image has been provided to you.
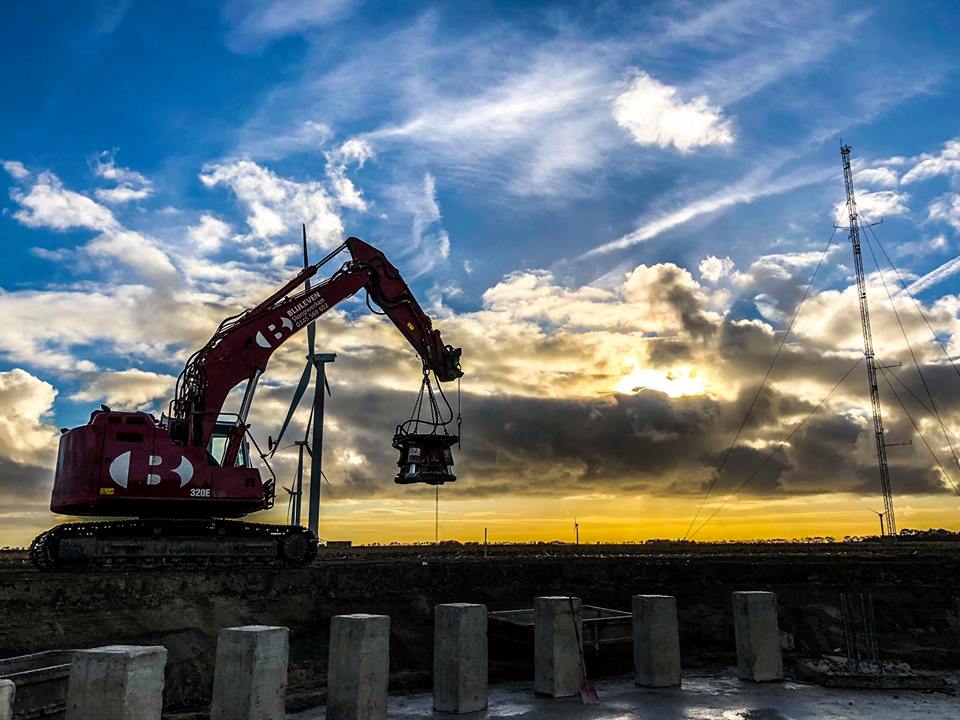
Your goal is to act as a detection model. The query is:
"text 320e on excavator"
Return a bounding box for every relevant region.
[30,236,463,570]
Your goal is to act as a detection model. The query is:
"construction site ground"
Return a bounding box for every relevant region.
[0,541,957,716]
[291,673,959,719]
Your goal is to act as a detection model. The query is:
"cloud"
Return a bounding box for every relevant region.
[223,0,356,51]
[654,0,833,52]
[612,71,734,152]
[927,193,960,232]
[71,369,176,411]
[95,185,153,203]
[86,229,177,282]
[248,254,960,505]
[585,162,835,256]
[699,256,737,284]
[835,189,910,224]
[2,160,30,180]
[0,285,224,371]
[312,28,628,198]
[3,221,960,534]
[690,8,870,108]
[386,172,450,275]
[324,139,374,212]
[187,214,233,255]
[0,369,58,469]
[199,159,344,261]
[0,370,59,531]
[904,255,960,296]
[93,151,150,186]
[11,171,118,231]
[854,166,899,188]
[92,151,154,204]
[901,138,960,184]
[7,166,175,283]
[238,121,334,161]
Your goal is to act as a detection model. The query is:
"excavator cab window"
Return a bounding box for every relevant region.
[207,421,250,468]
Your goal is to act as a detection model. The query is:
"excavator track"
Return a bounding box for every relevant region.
[29,519,318,571]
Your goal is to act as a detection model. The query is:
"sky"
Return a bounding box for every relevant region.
[1,0,960,546]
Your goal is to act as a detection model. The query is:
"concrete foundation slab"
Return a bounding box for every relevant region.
[65,645,166,720]
[290,671,960,719]
[534,596,583,697]
[632,594,681,687]
[211,625,289,720]
[326,614,389,720]
[433,603,487,713]
[0,679,13,720]
[733,591,783,681]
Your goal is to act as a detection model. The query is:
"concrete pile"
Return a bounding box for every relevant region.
[51,589,782,718]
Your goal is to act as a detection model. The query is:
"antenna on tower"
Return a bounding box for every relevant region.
[840,144,897,539]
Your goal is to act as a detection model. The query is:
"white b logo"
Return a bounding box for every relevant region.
[108,451,194,488]
[255,315,294,348]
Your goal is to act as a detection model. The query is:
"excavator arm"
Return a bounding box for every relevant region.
[168,236,462,450]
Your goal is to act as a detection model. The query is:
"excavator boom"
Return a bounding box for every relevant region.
[169,236,462,450]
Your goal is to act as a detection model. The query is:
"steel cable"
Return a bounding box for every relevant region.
[860,226,960,478]
[879,367,960,497]
[683,227,838,539]
[688,357,863,539]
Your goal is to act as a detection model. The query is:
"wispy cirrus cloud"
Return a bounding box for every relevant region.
[386,172,450,277]
[233,2,867,204]
[904,254,960,296]
[354,37,624,198]
[222,0,357,51]
[583,162,835,257]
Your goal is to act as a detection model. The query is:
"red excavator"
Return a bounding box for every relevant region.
[30,236,463,570]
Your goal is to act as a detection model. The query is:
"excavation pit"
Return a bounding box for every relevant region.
[0,541,956,715]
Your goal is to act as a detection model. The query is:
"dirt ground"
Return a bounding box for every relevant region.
[0,542,957,714]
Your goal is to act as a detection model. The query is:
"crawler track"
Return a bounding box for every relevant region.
[29,518,318,571]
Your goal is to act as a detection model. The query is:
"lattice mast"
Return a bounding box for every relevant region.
[841,144,897,536]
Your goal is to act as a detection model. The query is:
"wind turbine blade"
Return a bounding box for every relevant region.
[270,361,313,455]
[304,399,315,439]
[302,223,309,267]
[302,225,317,356]
[324,373,332,396]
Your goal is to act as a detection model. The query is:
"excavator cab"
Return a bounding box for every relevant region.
[207,420,251,468]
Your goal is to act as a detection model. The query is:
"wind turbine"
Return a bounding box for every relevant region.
[269,225,335,535]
